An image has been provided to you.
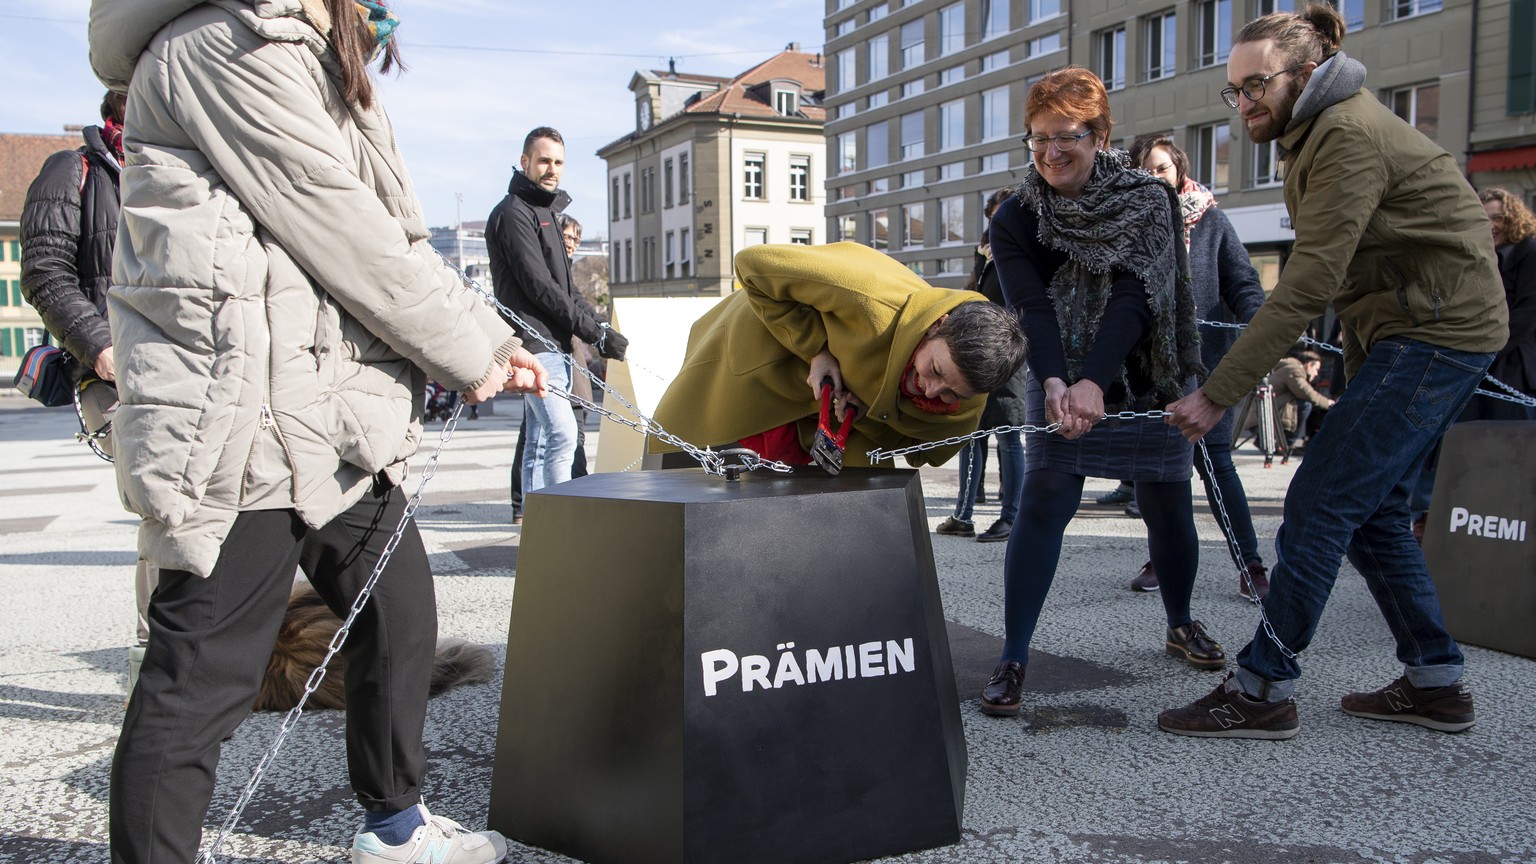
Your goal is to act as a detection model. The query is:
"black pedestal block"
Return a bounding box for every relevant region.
[488,468,966,864]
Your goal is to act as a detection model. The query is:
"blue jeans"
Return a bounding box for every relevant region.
[521,352,578,495]
[953,431,1024,523]
[1236,337,1493,701]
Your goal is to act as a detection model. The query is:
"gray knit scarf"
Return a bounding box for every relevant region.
[1018,148,1204,404]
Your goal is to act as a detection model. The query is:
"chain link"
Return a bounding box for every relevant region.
[195,402,465,864]
[867,411,1172,464]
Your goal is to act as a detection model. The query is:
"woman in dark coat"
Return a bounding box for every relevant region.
[1476,188,1536,420]
[980,67,1222,717]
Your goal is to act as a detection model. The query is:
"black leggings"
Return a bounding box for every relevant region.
[1000,468,1198,664]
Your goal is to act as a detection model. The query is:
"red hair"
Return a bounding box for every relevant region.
[1025,66,1113,143]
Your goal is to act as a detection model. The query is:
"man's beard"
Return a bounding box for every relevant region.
[1245,79,1302,144]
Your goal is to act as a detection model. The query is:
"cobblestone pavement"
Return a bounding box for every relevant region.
[2,393,1532,863]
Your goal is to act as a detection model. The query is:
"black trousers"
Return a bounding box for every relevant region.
[110,481,437,864]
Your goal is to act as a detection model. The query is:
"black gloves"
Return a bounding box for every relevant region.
[596,326,629,362]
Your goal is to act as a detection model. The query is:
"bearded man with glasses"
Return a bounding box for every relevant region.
[1159,3,1508,740]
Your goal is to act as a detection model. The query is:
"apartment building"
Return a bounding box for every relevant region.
[823,0,1493,287]
[599,49,827,297]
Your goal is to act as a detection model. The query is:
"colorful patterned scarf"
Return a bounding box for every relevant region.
[1177,177,1215,250]
[1017,148,1204,404]
[354,0,398,63]
[103,118,124,161]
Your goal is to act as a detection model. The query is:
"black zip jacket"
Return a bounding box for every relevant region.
[20,125,121,369]
[486,171,603,354]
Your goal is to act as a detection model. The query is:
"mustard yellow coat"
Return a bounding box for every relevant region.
[651,242,985,467]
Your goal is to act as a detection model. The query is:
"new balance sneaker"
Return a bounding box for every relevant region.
[935,516,975,537]
[1165,620,1226,670]
[353,805,508,864]
[1158,673,1300,740]
[1340,675,1475,733]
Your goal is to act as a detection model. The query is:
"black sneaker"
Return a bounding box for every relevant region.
[935,516,975,537]
[976,519,1012,543]
[1158,673,1300,739]
[1165,620,1226,670]
[1340,676,1475,733]
[1095,486,1134,506]
[1131,561,1159,592]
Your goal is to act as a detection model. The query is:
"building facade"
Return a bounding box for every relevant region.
[0,131,84,374]
[599,50,828,297]
[823,0,1499,288]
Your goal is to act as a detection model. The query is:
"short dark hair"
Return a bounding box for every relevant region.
[101,91,126,124]
[523,126,564,156]
[936,302,1027,394]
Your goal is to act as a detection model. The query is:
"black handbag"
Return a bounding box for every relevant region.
[13,344,78,408]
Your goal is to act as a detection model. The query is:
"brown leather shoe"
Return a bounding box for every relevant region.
[1131,561,1159,592]
[980,661,1025,716]
[1165,620,1226,670]
[1239,562,1270,601]
[1341,675,1475,732]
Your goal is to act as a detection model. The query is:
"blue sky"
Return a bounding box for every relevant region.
[0,0,826,236]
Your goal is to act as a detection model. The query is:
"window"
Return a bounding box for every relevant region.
[1253,0,1292,13]
[1250,140,1282,187]
[939,162,964,181]
[642,238,654,280]
[836,102,856,120]
[869,33,890,81]
[869,4,888,22]
[867,120,890,168]
[939,196,964,244]
[981,86,1009,141]
[1331,0,1364,30]
[838,131,859,174]
[641,167,655,212]
[837,215,858,242]
[901,110,925,160]
[1194,121,1231,192]
[664,158,674,208]
[837,184,860,201]
[744,227,768,248]
[1097,26,1126,90]
[1197,0,1232,68]
[790,229,813,245]
[902,170,925,188]
[903,202,925,248]
[868,91,889,108]
[1511,0,1536,115]
[980,152,1008,173]
[1026,33,1063,58]
[775,89,799,115]
[1389,0,1442,20]
[939,99,964,151]
[624,239,632,282]
[1030,0,1062,23]
[902,78,926,99]
[870,208,890,250]
[981,50,1009,72]
[1391,82,1440,140]
[982,0,1009,39]
[623,173,632,218]
[938,257,967,275]
[900,19,924,69]
[611,177,621,221]
[836,17,856,36]
[870,176,891,193]
[789,155,811,202]
[681,228,692,271]
[940,65,965,86]
[939,3,965,56]
[1144,11,1176,81]
[837,49,857,92]
[679,153,690,202]
[665,231,676,278]
[908,261,927,277]
[743,152,765,199]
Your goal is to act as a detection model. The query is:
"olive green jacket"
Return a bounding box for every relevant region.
[651,242,984,467]
[1205,87,1507,406]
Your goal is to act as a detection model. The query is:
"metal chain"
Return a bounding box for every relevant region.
[71,382,114,463]
[196,403,465,864]
[866,410,1170,464]
[1196,318,1536,406]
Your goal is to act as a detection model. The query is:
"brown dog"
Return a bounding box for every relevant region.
[253,584,496,712]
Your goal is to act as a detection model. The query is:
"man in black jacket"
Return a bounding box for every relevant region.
[488,127,627,507]
[19,91,153,686]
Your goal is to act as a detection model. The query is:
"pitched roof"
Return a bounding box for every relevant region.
[684,50,826,122]
[0,132,85,221]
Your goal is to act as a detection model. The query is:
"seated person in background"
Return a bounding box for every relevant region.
[1248,348,1334,449]
[651,242,1027,468]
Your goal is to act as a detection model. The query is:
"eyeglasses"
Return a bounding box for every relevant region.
[1022,129,1095,152]
[1221,62,1309,109]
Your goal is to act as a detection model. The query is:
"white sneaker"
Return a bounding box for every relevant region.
[351,804,508,864]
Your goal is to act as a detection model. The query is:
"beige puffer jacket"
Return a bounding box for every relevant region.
[90,0,518,576]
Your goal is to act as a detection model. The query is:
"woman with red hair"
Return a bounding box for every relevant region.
[979,67,1222,716]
